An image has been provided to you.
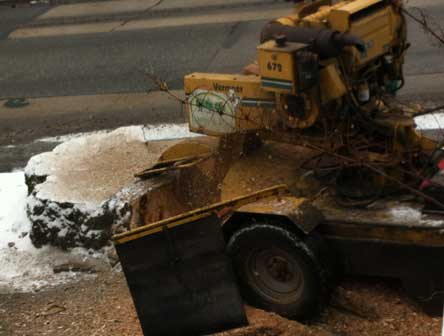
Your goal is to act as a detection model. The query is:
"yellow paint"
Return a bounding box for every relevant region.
[184,73,273,99]
[321,222,444,247]
[319,64,347,104]
[113,185,289,245]
[328,0,385,32]
[238,196,305,215]
[257,40,307,94]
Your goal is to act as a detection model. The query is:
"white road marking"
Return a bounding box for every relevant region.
[36,0,160,20]
[9,8,288,39]
[9,22,119,39]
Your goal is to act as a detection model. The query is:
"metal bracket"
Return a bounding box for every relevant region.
[135,153,212,179]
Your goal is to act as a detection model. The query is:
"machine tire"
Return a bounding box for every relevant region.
[227,223,330,320]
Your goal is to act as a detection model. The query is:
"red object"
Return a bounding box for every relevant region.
[420,179,432,190]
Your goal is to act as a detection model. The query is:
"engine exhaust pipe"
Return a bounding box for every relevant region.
[260,22,366,58]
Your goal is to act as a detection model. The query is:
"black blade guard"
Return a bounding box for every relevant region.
[115,214,247,336]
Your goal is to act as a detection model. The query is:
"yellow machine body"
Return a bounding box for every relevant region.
[184,41,348,132]
[330,1,400,66]
[185,73,276,135]
[184,0,406,135]
[114,3,444,334]
[284,0,403,68]
[257,41,306,94]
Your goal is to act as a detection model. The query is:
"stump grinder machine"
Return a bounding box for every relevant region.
[113,0,444,335]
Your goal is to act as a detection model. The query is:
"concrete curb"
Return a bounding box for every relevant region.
[23,0,285,28]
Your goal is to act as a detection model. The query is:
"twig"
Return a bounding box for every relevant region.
[413,105,444,117]
[144,71,444,210]
[309,186,329,202]
[401,6,444,46]
[109,0,164,32]
[304,142,444,210]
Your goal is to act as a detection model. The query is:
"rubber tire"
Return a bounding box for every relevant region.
[227,223,330,320]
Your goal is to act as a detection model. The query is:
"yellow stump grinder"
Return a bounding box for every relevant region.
[113,1,444,335]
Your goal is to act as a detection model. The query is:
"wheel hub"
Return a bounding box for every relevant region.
[246,247,305,304]
[266,256,294,282]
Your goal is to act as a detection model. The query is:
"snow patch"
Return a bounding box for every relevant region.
[0,172,106,293]
[389,204,444,227]
[36,129,109,144]
[0,124,202,291]
[389,205,423,222]
[24,123,199,250]
[35,123,200,144]
[0,172,33,251]
[27,123,200,179]
[415,113,444,130]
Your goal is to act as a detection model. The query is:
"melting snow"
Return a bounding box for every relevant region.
[0,172,103,293]
[0,172,32,251]
[415,113,444,130]
[35,123,200,144]
[389,206,423,222]
[388,204,444,227]
[1,124,201,292]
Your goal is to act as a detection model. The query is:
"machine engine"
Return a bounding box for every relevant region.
[185,0,407,133]
[184,0,442,207]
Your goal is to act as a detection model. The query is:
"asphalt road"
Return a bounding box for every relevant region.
[0,3,49,40]
[0,6,281,98]
[0,20,266,98]
[0,0,443,171]
[0,1,442,99]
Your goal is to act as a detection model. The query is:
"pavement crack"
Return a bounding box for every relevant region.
[109,0,164,33]
[206,21,240,70]
[206,46,223,72]
[222,21,243,49]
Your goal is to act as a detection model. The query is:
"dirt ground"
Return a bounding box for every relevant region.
[0,268,440,336]
[1,96,443,335]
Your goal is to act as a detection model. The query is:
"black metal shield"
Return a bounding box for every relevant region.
[115,213,247,336]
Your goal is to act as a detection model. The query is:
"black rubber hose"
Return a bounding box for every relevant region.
[332,33,366,53]
[260,22,366,58]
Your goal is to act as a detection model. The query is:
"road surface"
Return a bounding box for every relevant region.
[0,0,443,171]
